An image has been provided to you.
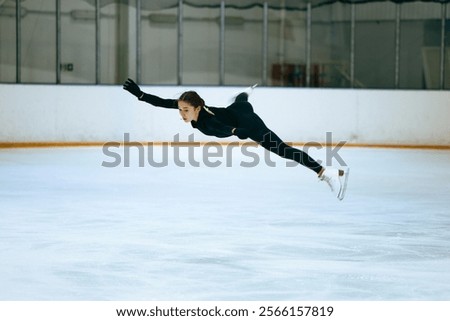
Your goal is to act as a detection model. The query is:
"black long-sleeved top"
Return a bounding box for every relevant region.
[139,93,238,138]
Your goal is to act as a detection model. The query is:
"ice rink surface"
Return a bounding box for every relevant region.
[0,146,449,300]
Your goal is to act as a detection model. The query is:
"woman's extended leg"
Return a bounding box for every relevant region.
[228,98,322,174]
[229,96,349,200]
[251,128,323,174]
[251,127,349,201]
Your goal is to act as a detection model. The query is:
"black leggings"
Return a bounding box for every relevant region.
[228,97,323,174]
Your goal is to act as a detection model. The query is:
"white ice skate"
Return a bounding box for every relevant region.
[319,167,350,201]
[243,83,258,96]
[230,84,258,103]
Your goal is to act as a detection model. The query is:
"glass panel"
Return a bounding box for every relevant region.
[311,2,351,88]
[224,5,262,86]
[268,7,306,87]
[355,2,396,89]
[446,3,450,89]
[100,1,119,84]
[98,1,130,84]
[20,0,56,83]
[141,4,177,84]
[400,2,442,89]
[183,4,220,85]
[0,0,16,82]
[61,0,96,83]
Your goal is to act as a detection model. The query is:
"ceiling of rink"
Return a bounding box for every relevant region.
[82,0,450,11]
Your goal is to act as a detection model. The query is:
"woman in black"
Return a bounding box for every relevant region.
[123,78,348,200]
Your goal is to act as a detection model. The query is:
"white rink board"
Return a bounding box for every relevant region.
[0,84,449,146]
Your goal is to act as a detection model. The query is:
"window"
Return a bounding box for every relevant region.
[0,0,448,89]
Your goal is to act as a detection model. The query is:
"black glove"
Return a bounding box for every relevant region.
[123,78,143,98]
[234,128,250,140]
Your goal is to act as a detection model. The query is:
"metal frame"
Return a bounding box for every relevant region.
[440,3,447,89]
[56,0,61,84]
[395,3,401,88]
[177,0,183,85]
[306,2,312,87]
[219,0,225,85]
[350,3,356,88]
[15,0,21,83]
[95,0,100,84]
[262,1,268,86]
[136,0,142,84]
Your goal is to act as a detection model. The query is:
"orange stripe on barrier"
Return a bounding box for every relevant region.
[0,141,449,150]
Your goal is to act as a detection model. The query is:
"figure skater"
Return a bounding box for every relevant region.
[123,78,349,200]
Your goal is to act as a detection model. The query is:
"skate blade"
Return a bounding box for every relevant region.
[338,167,350,201]
[229,84,258,104]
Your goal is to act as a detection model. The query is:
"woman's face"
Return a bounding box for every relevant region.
[178,101,200,122]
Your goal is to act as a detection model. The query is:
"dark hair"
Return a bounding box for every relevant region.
[179,91,205,108]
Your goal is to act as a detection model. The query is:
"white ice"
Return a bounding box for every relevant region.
[0,146,449,300]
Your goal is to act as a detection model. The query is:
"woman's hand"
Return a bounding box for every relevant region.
[123,78,143,99]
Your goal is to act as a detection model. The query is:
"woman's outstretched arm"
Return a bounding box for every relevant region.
[123,78,178,109]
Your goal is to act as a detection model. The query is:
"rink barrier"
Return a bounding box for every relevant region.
[0,141,449,149]
[1,85,449,146]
